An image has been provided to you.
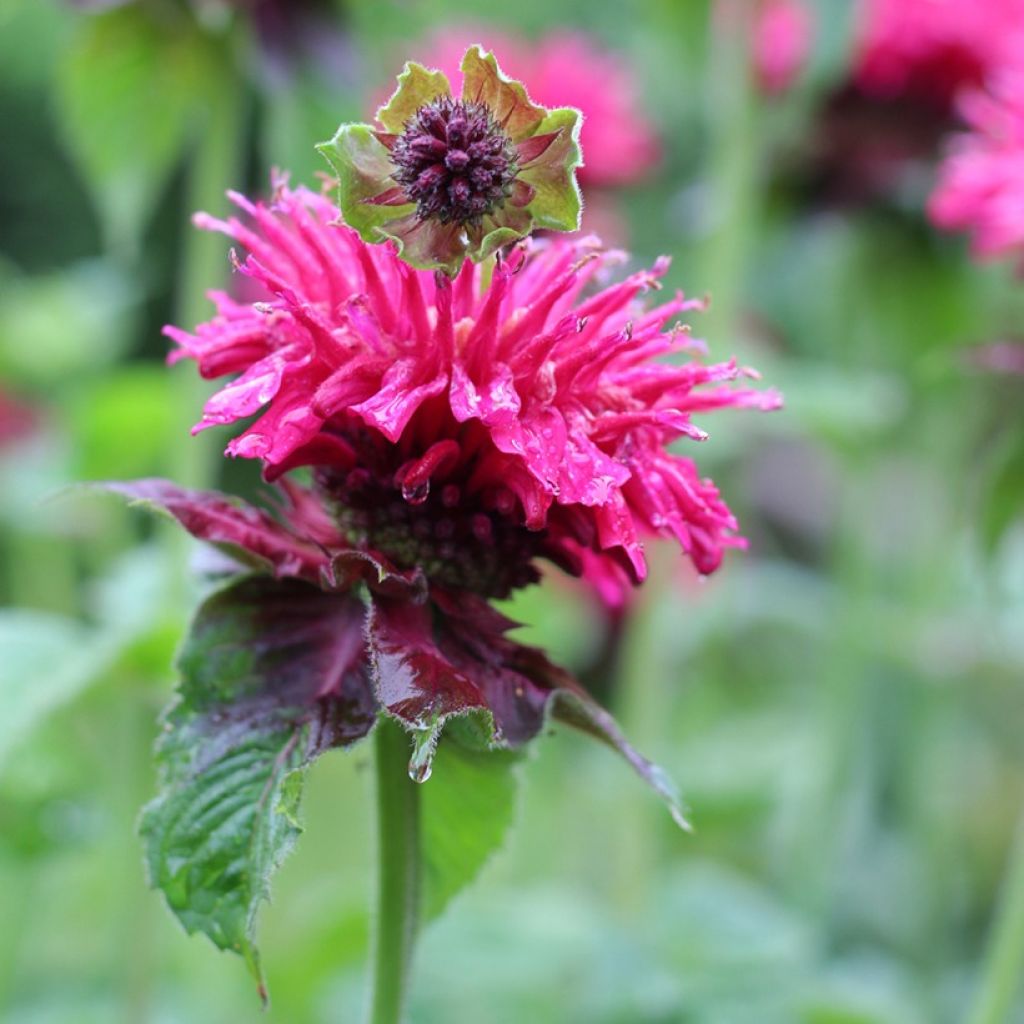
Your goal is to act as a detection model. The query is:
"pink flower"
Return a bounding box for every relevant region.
[392,27,661,188]
[853,0,1024,110]
[0,389,42,451]
[753,0,813,96]
[166,178,779,594]
[929,68,1024,260]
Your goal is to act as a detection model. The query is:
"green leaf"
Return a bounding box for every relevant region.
[141,575,375,993]
[72,367,176,480]
[980,424,1024,556]
[0,611,108,771]
[459,46,544,142]
[317,123,414,241]
[518,107,584,233]
[420,730,522,921]
[56,6,217,250]
[376,61,451,134]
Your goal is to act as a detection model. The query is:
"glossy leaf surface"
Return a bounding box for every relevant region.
[368,592,688,826]
[141,576,375,993]
[420,733,522,921]
[103,479,327,582]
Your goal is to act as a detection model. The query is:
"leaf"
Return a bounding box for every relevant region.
[0,611,109,770]
[459,46,545,142]
[517,106,584,233]
[141,575,376,992]
[376,61,452,135]
[980,424,1024,556]
[368,591,689,828]
[317,122,414,241]
[420,733,522,921]
[102,479,327,583]
[56,6,217,249]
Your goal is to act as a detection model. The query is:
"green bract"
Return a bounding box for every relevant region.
[317,45,583,276]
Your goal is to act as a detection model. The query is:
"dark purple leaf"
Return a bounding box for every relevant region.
[368,590,689,825]
[102,478,327,582]
[321,547,428,601]
[367,598,486,723]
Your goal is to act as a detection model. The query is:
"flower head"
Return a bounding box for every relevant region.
[393,27,661,189]
[753,0,813,96]
[389,95,520,227]
[166,178,779,597]
[929,67,1024,261]
[319,46,582,275]
[853,0,1024,111]
[0,389,43,452]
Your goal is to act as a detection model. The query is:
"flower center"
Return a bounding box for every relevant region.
[390,97,519,227]
[316,459,541,598]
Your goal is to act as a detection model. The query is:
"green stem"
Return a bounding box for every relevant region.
[368,717,421,1024]
[700,9,759,350]
[968,810,1024,1024]
[165,39,246,609]
[171,49,246,493]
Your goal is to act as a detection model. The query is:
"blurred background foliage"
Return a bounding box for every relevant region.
[1,0,1023,1021]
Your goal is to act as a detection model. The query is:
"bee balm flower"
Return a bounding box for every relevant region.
[929,68,1024,261]
[753,0,813,96]
[122,172,778,839]
[319,45,582,275]
[853,0,1024,111]
[166,178,780,592]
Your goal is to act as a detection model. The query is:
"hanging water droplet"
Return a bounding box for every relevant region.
[408,722,441,783]
[402,478,430,505]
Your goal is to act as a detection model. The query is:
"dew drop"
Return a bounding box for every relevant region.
[402,479,430,505]
[408,722,441,783]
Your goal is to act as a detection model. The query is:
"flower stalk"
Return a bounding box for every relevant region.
[172,49,246,494]
[967,809,1024,1024]
[369,717,422,1024]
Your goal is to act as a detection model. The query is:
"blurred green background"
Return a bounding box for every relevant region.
[2,0,1024,1021]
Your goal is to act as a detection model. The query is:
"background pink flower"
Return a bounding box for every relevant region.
[390,27,661,188]
[929,67,1024,260]
[753,0,813,96]
[853,0,1024,111]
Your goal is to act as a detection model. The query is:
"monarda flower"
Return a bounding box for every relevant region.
[394,27,661,189]
[319,45,582,275]
[142,171,779,778]
[929,67,1024,262]
[115,176,777,985]
[853,0,1024,112]
[753,0,813,97]
[167,178,779,588]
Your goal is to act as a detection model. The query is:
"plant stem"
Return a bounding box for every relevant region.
[171,56,246,494]
[700,6,758,350]
[967,810,1024,1024]
[367,717,421,1024]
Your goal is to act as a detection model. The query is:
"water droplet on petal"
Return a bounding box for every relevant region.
[408,722,441,783]
[402,479,430,505]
